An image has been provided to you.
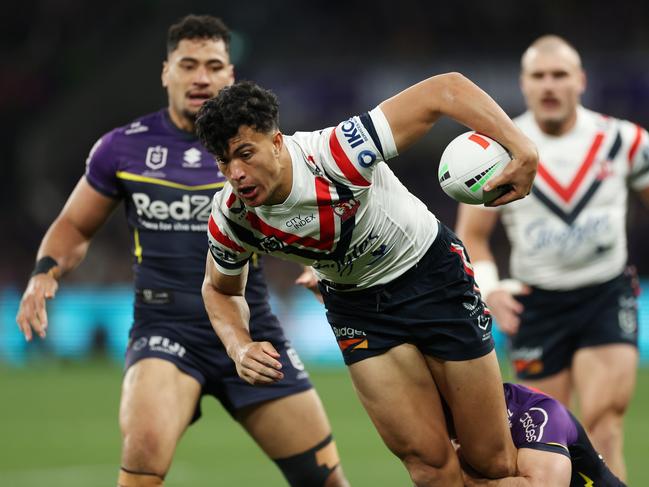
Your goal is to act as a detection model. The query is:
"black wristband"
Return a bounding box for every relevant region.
[31,256,59,277]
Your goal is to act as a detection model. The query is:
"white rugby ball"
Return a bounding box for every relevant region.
[438,131,511,204]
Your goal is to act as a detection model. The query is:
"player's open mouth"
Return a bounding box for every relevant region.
[187,92,212,106]
[238,186,258,199]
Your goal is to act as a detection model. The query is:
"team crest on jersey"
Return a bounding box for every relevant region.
[259,235,285,252]
[332,198,360,221]
[145,145,168,170]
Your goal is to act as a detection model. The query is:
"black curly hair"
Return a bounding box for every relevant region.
[167,14,230,55]
[195,81,280,159]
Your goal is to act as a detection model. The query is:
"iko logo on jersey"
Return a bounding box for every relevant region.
[145,146,168,170]
[340,119,368,149]
[357,149,377,168]
[131,335,186,358]
[132,193,212,222]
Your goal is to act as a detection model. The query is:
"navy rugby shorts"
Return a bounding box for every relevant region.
[509,267,639,380]
[124,320,312,421]
[319,222,495,365]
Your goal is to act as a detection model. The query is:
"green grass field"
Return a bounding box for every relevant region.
[1,361,647,486]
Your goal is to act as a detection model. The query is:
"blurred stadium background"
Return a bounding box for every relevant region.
[1,1,648,485]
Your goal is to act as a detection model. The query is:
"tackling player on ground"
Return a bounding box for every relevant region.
[454,383,625,486]
[195,77,538,486]
[456,35,648,481]
[15,15,349,487]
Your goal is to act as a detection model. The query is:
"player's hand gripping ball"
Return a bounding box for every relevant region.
[438,131,512,204]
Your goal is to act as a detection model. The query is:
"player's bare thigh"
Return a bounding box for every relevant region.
[425,350,516,477]
[573,344,638,421]
[236,389,333,458]
[348,343,462,484]
[120,358,201,473]
[521,368,572,406]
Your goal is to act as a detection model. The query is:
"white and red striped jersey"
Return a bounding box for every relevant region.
[207,107,439,289]
[499,106,649,290]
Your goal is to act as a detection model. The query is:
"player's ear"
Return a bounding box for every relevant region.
[272,131,283,156]
[579,69,587,95]
[161,61,169,88]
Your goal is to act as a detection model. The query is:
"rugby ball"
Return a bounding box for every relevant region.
[438,131,511,204]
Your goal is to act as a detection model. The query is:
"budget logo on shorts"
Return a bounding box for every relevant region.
[332,326,368,352]
[145,145,168,170]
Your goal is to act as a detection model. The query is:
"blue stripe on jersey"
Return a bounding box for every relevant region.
[359,112,384,158]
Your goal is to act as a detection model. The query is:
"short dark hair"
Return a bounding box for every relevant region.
[167,14,231,55]
[196,81,280,159]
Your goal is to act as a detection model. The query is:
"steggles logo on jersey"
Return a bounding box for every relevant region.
[519,408,548,443]
[209,241,239,263]
[182,148,202,168]
[332,198,360,221]
[259,236,285,252]
[145,145,168,170]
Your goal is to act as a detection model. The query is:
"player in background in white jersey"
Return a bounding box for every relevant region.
[195,76,538,486]
[456,35,649,481]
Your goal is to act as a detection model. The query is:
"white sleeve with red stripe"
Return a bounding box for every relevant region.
[322,107,398,188]
[207,193,252,275]
[626,123,649,190]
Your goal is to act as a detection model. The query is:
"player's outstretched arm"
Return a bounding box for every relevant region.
[16,177,118,341]
[202,253,284,385]
[379,72,538,206]
[462,448,571,486]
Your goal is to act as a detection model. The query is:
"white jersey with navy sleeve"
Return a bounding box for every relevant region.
[207,107,439,289]
[500,106,649,290]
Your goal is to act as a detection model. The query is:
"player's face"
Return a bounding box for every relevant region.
[218,126,291,207]
[162,38,234,131]
[520,48,585,134]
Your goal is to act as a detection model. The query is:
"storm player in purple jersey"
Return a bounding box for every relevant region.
[15,15,349,487]
[454,383,625,486]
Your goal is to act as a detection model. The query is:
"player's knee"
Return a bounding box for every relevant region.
[117,468,164,487]
[121,428,170,477]
[273,434,348,487]
[402,453,459,487]
[464,444,516,479]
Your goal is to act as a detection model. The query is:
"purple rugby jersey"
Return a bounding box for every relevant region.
[504,383,625,486]
[84,109,278,329]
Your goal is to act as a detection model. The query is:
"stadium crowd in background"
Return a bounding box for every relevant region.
[456,35,649,482]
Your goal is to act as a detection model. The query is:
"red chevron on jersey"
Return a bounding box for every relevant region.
[208,215,246,252]
[329,128,371,187]
[536,132,604,204]
[243,178,336,251]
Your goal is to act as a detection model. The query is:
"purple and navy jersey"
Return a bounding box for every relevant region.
[505,383,625,486]
[85,109,277,327]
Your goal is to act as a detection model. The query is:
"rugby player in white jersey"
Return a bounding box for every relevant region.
[195,77,538,486]
[456,35,649,481]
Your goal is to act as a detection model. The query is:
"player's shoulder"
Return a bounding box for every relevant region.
[581,106,645,136]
